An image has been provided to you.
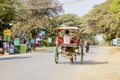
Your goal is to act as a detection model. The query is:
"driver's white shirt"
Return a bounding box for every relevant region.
[63,35,71,44]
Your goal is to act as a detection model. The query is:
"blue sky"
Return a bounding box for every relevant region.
[59,0,106,17]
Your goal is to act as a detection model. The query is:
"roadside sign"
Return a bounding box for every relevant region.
[4,29,11,36]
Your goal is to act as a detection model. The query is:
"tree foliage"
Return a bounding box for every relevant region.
[11,0,63,38]
[80,0,120,44]
[0,0,16,35]
[111,0,120,21]
[54,14,81,27]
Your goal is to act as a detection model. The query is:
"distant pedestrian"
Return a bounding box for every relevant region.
[26,39,31,53]
[84,39,90,53]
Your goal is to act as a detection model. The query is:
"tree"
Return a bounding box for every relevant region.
[80,0,120,45]
[28,0,63,17]
[53,14,81,27]
[0,0,16,35]
[111,0,120,21]
[12,0,63,38]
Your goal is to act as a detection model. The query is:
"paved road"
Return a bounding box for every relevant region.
[0,46,115,80]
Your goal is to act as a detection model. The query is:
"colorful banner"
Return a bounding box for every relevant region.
[14,38,20,46]
[30,39,35,44]
[20,44,27,53]
[4,29,11,36]
[7,36,10,41]
[48,37,52,43]
[38,30,45,39]
[4,36,7,41]
[36,38,42,41]
[117,38,120,46]
[9,44,14,53]
[112,39,117,46]
[3,36,11,41]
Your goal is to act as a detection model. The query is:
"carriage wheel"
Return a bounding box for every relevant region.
[55,50,59,64]
[55,52,59,64]
[80,53,83,64]
[55,46,59,64]
[80,45,84,64]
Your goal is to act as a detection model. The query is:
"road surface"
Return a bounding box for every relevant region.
[0,46,120,80]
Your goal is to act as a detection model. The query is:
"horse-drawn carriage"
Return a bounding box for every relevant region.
[55,26,84,64]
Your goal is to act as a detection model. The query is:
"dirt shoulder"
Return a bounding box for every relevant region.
[108,46,120,54]
[74,46,120,80]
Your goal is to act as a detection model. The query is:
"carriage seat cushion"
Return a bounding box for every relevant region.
[57,36,64,45]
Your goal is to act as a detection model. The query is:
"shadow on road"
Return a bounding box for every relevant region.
[0,56,31,61]
[80,60,108,65]
[58,60,108,65]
